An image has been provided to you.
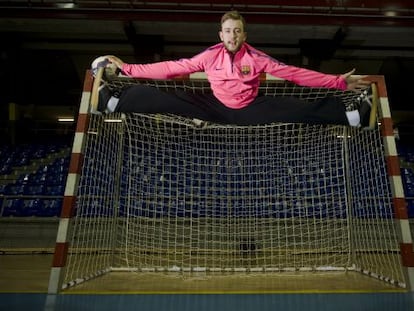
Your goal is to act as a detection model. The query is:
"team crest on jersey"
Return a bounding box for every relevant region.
[241,65,251,75]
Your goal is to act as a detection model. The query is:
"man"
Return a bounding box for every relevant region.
[96,10,371,127]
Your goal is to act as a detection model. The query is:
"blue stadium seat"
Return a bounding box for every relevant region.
[397,144,414,164]
[0,164,12,175]
[23,199,45,216]
[13,156,31,167]
[328,202,347,219]
[45,185,65,196]
[39,199,62,217]
[407,200,414,218]
[352,200,393,219]
[401,168,414,196]
[2,199,24,217]
[271,200,292,218]
[81,199,114,217]
[0,184,8,195]
[52,157,70,168]
[32,146,46,159]
[46,173,67,186]
[377,202,394,219]
[37,164,50,174]
[4,184,26,195]
[25,184,45,195]
[16,173,32,185]
[32,172,48,184]
[46,144,61,154]
[3,155,14,166]
[193,202,207,217]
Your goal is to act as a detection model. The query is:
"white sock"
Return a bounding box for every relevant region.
[345,110,360,127]
[107,96,119,113]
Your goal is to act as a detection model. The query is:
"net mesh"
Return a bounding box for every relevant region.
[63,78,405,289]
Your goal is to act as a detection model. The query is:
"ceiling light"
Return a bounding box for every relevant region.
[58,117,75,122]
[104,119,123,123]
[384,10,397,17]
[56,3,75,9]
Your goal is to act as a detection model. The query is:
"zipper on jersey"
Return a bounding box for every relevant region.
[230,53,235,73]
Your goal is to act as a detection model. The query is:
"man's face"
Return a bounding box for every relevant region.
[219,19,246,53]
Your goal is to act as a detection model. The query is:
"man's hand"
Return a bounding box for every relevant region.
[341,68,371,91]
[107,55,125,70]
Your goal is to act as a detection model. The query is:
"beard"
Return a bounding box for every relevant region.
[223,40,243,53]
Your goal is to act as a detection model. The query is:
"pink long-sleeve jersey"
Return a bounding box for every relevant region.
[121,43,347,109]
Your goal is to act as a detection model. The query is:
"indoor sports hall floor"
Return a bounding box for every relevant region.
[1,253,414,311]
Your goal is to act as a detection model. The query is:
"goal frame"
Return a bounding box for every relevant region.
[47,70,414,294]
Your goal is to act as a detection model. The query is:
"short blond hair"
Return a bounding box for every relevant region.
[220,11,246,31]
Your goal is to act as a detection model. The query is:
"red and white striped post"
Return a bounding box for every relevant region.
[47,71,92,294]
[372,75,414,290]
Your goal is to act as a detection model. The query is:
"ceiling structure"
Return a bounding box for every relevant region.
[1,0,413,140]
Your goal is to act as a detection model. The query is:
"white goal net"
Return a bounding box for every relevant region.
[61,78,406,290]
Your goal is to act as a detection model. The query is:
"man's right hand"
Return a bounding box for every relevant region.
[107,55,125,70]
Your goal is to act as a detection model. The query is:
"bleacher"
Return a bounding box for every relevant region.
[401,167,414,216]
[1,141,413,219]
[0,144,70,217]
[398,143,414,218]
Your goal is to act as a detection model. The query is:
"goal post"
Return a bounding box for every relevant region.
[48,71,414,293]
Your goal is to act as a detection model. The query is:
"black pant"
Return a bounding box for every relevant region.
[115,85,349,126]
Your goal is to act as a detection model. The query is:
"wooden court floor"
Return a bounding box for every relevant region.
[0,254,404,293]
[1,254,414,311]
